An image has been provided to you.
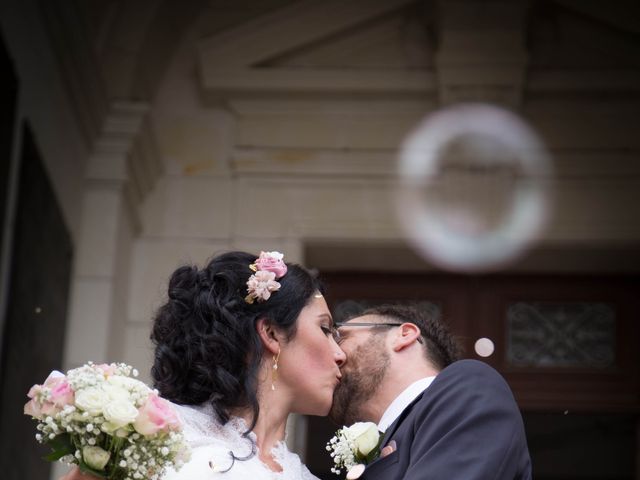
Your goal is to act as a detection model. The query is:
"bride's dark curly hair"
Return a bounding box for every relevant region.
[150,251,323,432]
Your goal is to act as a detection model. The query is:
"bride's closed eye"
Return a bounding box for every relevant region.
[321,325,342,344]
[320,325,333,336]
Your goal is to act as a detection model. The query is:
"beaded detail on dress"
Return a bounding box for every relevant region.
[163,403,318,480]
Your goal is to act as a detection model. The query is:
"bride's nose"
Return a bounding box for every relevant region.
[334,348,346,367]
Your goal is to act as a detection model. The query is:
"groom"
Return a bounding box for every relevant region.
[330,304,532,479]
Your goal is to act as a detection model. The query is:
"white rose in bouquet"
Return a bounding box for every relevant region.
[82,446,111,470]
[102,399,139,430]
[107,374,146,393]
[102,382,132,402]
[75,387,110,415]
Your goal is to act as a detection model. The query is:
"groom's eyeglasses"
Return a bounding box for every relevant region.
[333,322,424,344]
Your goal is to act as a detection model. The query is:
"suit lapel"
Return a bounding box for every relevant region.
[379,389,426,447]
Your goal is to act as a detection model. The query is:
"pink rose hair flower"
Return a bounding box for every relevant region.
[245,270,282,304]
[252,251,288,279]
[245,251,287,304]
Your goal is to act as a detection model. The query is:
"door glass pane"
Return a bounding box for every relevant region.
[507,302,616,368]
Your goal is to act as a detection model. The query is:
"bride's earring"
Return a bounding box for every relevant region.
[271,349,281,391]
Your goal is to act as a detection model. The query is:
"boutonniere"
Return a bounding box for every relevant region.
[326,422,383,479]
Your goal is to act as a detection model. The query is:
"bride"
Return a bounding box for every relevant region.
[61,251,345,479]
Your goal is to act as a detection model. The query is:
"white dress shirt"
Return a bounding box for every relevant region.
[377,376,436,433]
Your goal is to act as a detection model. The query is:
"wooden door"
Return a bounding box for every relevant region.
[303,272,639,479]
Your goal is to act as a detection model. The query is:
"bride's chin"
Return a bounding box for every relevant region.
[294,398,332,417]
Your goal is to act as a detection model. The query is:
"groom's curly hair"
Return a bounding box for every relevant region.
[150,251,323,434]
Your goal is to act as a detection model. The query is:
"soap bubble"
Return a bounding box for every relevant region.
[474,338,495,357]
[396,103,553,272]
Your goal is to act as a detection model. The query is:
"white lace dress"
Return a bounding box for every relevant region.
[163,404,319,480]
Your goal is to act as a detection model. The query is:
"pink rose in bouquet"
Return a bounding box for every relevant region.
[49,379,74,407]
[134,392,181,435]
[24,371,69,418]
[24,385,44,419]
[95,363,117,376]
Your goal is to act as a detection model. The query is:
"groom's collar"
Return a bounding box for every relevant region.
[377,376,436,433]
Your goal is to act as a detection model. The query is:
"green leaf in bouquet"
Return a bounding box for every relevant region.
[43,433,75,462]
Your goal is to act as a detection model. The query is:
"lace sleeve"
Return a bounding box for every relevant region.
[301,464,322,480]
[272,442,322,480]
[162,443,230,479]
[166,403,322,480]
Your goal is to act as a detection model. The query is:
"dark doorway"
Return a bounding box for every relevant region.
[0,33,17,230]
[524,412,636,480]
[0,122,73,478]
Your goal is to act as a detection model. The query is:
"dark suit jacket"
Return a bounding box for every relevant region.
[361,359,532,479]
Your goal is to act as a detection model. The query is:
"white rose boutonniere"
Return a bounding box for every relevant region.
[326,422,383,478]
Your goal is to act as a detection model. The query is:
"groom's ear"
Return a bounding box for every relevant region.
[256,317,281,355]
[391,322,421,352]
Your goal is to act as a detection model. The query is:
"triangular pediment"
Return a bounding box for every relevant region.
[195,0,640,101]
[261,8,435,70]
[197,0,436,98]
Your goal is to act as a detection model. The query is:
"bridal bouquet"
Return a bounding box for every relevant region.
[24,362,190,480]
[327,422,382,478]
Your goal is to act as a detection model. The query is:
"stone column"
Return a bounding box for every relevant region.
[63,101,160,368]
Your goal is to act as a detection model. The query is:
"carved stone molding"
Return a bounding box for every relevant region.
[38,0,109,148]
[86,101,162,232]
